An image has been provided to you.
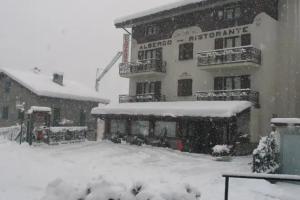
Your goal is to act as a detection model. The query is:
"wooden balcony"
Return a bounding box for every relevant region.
[119,59,166,78]
[119,93,166,103]
[195,89,260,108]
[197,46,261,70]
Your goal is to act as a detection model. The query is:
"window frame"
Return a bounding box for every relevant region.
[178,79,193,97]
[179,43,194,61]
[2,106,9,120]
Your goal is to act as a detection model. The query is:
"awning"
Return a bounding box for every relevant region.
[91,101,252,118]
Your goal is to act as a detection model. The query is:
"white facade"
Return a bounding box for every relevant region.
[116,0,300,142]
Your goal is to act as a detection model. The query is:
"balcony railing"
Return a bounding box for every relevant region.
[119,93,166,103]
[197,46,261,67]
[195,89,260,108]
[119,59,166,77]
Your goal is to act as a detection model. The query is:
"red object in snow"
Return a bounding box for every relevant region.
[37,131,44,140]
[176,139,184,151]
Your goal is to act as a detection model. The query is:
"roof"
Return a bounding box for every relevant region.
[91,101,252,118]
[114,0,221,28]
[0,68,109,104]
[27,106,52,114]
[271,118,300,126]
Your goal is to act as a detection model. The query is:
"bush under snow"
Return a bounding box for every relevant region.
[252,132,279,173]
[41,177,201,200]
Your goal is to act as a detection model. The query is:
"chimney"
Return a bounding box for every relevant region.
[53,72,64,86]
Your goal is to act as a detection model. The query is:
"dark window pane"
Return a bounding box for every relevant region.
[2,106,9,120]
[178,79,193,96]
[215,38,224,49]
[53,108,61,126]
[179,43,194,60]
[241,34,251,46]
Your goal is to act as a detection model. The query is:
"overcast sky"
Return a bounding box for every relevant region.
[0,0,175,103]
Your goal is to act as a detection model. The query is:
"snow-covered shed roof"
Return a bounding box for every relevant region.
[91,101,252,118]
[0,68,109,104]
[114,0,217,28]
[271,118,300,126]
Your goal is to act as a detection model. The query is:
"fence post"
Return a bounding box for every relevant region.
[225,176,229,200]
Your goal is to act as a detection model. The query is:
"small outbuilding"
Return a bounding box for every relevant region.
[271,118,300,175]
[0,68,109,140]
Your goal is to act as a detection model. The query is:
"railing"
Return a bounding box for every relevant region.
[119,93,166,103]
[119,59,166,76]
[197,46,261,67]
[222,173,300,200]
[195,89,260,108]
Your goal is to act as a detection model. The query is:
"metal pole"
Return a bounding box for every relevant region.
[225,177,229,200]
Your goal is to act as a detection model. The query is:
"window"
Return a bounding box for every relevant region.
[4,80,11,93]
[241,34,251,46]
[214,75,250,90]
[224,6,241,20]
[53,108,61,126]
[178,79,193,96]
[138,48,162,61]
[154,121,176,137]
[145,25,160,36]
[132,121,149,136]
[179,43,193,60]
[79,109,86,126]
[215,34,251,49]
[110,119,126,135]
[2,106,9,120]
[136,81,161,95]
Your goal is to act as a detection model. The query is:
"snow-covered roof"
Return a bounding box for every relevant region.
[115,0,207,27]
[0,68,109,103]
[271,118,300,125]
[91,101,251,118]
[27,106,52,114]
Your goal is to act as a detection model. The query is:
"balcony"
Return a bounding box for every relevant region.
[197,46,261,70]
[119,59,166,78]
[195,89,260,108]
[119,93,166,103]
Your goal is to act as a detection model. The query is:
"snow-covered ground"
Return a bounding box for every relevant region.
[0,140,299,200]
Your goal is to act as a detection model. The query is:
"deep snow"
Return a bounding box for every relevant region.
[0,140,299,200]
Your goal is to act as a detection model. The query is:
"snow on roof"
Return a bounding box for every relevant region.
[0,68,109,103]
[27,106,52,114]
[271,118,300,125]
[114,0,206,26]
[91,101,251,118]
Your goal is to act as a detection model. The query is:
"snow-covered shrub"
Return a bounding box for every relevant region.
[252,132,279,173]
[212,145,231,157]
[41,178,201,200]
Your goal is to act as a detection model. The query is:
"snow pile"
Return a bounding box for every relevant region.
[114,0,206,25]
[49,126,87,133]
[212,145,230,155]
[42,177,201,200]
[252,133,279,173]
[0,68,109,103]
[92,101,252,118]
[271,118,300,125]
[0,125,21,141]
[27,106,52,114]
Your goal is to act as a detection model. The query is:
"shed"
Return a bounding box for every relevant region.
[271,118,300,175]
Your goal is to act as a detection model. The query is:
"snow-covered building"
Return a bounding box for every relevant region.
[92,0,300,151]
[0,68,109,133]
